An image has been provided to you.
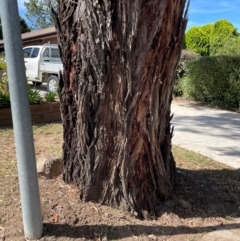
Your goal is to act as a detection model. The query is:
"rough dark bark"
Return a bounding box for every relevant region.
[52,0,188,216]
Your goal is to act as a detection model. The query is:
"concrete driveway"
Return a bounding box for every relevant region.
[171,100,240,169]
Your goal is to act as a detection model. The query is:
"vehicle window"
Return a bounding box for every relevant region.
[31,48,40,58]
[23,48,32,58]
[43,48,50,58]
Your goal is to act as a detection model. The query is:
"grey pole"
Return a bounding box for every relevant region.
[0,0,43,239]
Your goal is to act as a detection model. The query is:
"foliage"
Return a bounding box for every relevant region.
[0,55,8,93]
[201,24,213,35]
[0,91,10,109]
[173,50,199,97]
[184,56,240,109]
[24,0,57,29]
[209,19,238,56]
[215,36,240,56]
[185,26,211,56]
[19,17,31,33]
[0,85,59,109]
[185,20,239,57]
[28,88,43,105]
[0,56,10,109]
[0,17,30,39]
[44,91,57,102]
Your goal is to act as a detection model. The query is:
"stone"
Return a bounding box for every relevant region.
[148,234,157,240]
[37,154,62,179]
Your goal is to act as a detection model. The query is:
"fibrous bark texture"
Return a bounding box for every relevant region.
[53,0,188,216]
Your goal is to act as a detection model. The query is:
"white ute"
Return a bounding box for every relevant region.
[23,44,63,92]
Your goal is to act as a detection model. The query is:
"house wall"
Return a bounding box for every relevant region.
[0,27,58,54]
[22,36,58,47]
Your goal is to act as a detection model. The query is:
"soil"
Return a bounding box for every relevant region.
[0,123,240,241]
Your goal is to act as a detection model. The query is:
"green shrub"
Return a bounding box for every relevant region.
[215,36,240,56]
[44,91,57,102]
[0,91,11,109]
[0,56,10,109]
[185,56,240,109]
[0,55,8,93]
[173,50,199,97]
[28,88,42,105]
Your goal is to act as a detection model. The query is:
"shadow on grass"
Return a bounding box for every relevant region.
[169,168,240,219]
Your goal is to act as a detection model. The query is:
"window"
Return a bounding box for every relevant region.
[31,48,40,58]
[43,47,61,62]
[23,48,32,58]
[43,48,50,58]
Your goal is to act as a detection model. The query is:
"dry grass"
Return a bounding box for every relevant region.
[0,123,239,241]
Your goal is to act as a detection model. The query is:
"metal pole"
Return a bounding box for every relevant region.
[0,0,43,239]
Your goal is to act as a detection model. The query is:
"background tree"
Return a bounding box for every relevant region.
[52,0,188,216]
[201,24,213,35]
[185,20,239,56]
[0,16,30,39]
[185,26,210,56]
[24,0,55,29]
[209,19,238,56]
[19,17,31,34]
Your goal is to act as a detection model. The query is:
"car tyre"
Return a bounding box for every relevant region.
[47,75,59,92]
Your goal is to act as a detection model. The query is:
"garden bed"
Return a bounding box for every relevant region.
[0,102,61,127]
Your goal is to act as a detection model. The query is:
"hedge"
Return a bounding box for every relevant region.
[185,56,240,110]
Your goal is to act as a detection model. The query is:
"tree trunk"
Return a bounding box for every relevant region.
[52,0,188,216]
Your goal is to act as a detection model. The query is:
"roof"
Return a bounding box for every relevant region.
[0,26,57,48]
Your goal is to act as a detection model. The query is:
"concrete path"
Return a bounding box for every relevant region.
[171,100,240,169]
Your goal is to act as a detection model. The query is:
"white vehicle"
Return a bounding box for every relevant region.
[23,44,63,92]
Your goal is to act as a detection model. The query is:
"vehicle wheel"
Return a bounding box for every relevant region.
[47,75,59,92]
[32,81,42,86]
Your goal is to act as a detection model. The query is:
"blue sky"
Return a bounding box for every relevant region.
[17,0,240,31]
[17,0,25,15]
[188,0,240,30]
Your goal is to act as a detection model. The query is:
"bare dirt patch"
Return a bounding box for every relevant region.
[0,123,239,241]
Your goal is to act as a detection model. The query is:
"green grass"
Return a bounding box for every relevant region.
[32,122,63,135]
[172,145,227,169]
[172,145,240,199]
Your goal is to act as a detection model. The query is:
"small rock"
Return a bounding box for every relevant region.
[148,234,157,240]
[37,154,62,179]
[133,211,138,217]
